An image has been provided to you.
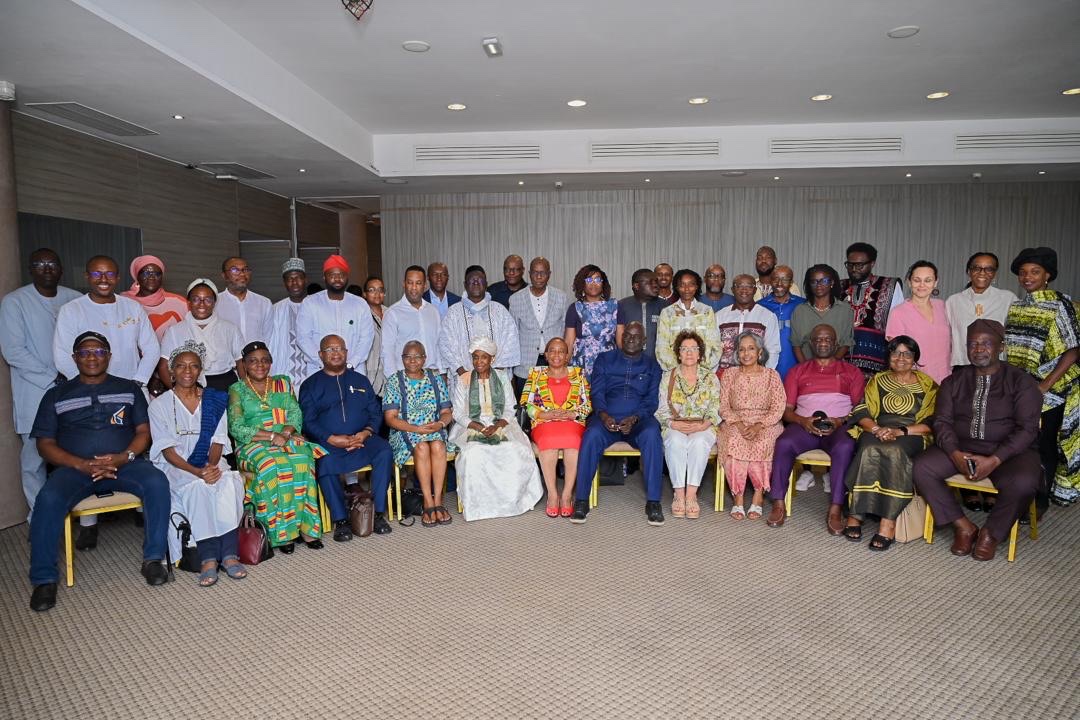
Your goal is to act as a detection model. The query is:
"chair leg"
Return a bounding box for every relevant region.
[386,486,394,521]
[1028,500,1039,541]
[1007,520,1019,562]
[714,462,725,512]
[65,513,75,588]
[394,466,403,522]
[924,506,935,544]
[318,490,332,534]
[590,471,599,509]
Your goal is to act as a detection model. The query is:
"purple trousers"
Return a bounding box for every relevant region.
[768,424,855,505]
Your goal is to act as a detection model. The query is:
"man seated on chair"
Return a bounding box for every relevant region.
[570,322,664,526]
[28,331,170,612]
[299,334,393,541]
[767,324,865,532]
[913,320,1042,561]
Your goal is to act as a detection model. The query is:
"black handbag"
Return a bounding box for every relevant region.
[397,487,424,526]
[169,512,202,573]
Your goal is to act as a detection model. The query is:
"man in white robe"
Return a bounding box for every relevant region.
[0,248,81,516]
[266,257,309,384]
[215,256,272,345]
[437,265,521,387]
[295,255,374,383]
[382,265,442,376]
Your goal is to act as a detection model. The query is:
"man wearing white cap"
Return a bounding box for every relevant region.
[295,255,374,382]
[267,257,309,385]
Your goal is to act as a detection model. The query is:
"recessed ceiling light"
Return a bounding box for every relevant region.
[517,181,524,186]
[688,97,709,105]
[773,176,781,181]
[482,37,503,57]
[926,91,950,99]
[1037,170,1047,175]
[567,99,587,108]
[299,168,307,173]
[721,171,746,177]
[905,173,912,178]
[887,25,920,39]
[384,178,409,185]
[644,178,651,183]
[402,40,431,53]
[810,94,833,102]
[447,103,467,111]
[172,114,184,120]
[1062,88,1080,95]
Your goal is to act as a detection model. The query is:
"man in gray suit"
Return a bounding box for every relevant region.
[509,257,570,397]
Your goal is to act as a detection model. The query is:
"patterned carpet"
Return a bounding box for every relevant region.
[1,477,1078,720]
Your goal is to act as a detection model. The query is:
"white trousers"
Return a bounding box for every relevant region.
[663,429,715,488]
[20,434,47,522]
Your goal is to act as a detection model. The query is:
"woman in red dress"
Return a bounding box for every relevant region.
[520,338,592,517]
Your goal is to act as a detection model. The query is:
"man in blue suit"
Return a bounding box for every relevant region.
[422,262,461,320]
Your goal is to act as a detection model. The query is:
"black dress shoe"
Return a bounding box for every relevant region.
[646,500,665,526]
[279,542,295,554]
[373,513,392,535]
[569,499,589,524]
[30,583,57,612]
[333,519,353,542]
[140,560,168,586]
[75,525,98,551]
[303,538,324,550]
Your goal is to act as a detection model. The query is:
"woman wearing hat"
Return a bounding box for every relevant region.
[120,254,188,341]
[1005,246,1080,508]
[158,279,245,392]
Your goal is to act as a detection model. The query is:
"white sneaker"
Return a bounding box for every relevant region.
[823,471,831,493]
[795,471,815,491]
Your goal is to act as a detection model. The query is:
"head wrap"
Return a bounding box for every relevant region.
[73,331,110,352]
[468,336,497,357]
[967,319,1005,344]
[186,278,219,296]
[1009,247,1057,282]
[281,257,306,276]
[127,254,164,290]
[323,254,349,274]
[169,339,207,367]
[241,341,270,360]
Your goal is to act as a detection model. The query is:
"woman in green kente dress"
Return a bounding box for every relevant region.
[228,341,325,551]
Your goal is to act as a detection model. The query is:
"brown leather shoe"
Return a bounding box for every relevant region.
[766,500,786,528]
[826,504,845,536]
[950,522,978,556]
[972,527,1000,561]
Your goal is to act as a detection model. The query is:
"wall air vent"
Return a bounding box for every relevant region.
[198,162,275,180]
[955,132,1080,151]
[414,145,541,162]
[590,140,719,159]
[769,137,903,155]
[24,102,158,137]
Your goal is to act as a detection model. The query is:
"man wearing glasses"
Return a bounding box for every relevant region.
[714,274,781,375]
[508,257,569,397]
[216,256,272,346]
[944,252,1016,371]
[840,242,905,379]
[0,248,81,518]
[28,331,171,612]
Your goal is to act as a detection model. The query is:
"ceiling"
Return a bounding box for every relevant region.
[1,0,1078,199]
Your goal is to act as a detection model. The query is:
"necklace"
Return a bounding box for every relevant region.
[246,377,271,408]
[172,389,202,436]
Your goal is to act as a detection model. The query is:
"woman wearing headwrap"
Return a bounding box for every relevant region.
[150,341,247,585]
[158,279,245,392]
[1005,246,1080,508]
[228,341,326,552]
[449,337,542,521]
[121,255,188,340]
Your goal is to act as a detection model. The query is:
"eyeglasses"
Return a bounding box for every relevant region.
[968,265,998,274]
[584,276,604,284]
[402,354,426,360]
[75,348,109,359]
[808,278,833,287]
[966,340,997,350]
[87,270,118,281]
[773,277,793,284]
[31,261,60,270]
[320,345,347,354]
[138,269,163,278]
[365,287,385,293]
[678,346,701,354]
[189,296,215,305]
[226,266,251,274]
[844,261,871,269]
[704,272,724,280]
[890,350,915,359]
[732,283,755,290]
[529,270,550,277]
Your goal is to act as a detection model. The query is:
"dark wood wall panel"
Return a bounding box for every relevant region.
[296,202,339,248]
[238,184,290,239]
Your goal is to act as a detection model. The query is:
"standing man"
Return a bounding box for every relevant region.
[382,265,443,377]
[700,263,734,312]
[438,265,520,386]
[0,248,81,516]
[757,265,806,380]
[488,254,528,308]
[28,332,171,612]
[715,274,781,373]
[753,245,803,300]
[654,263,677,304]
[296,255,375,383]
[216,256,272,345]
[266,258,309,385]
[300,334,394,541]
[841,242,904,379]
[616,268,666,357]
[423,262,461,320]
[509,257,569,396]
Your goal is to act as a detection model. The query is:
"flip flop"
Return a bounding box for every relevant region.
[421,506,439,527]
[868,533,895,552]
[435,505,453,525]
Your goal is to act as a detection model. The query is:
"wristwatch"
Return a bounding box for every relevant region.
[126,450,136,463]
[898,426,909,435]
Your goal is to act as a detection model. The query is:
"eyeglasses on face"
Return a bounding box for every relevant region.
[31,261,60,270]
[189,296,215,305]
[226,265,252,274]
[678,346,701,354]
[320,345,347,354]
[584,276,604,285]
[967,340,997,350]
[732,283,755,290]
[138,269,163,278]
[808,278,833,287]
[844,261,871,269]
[87,270,118,281]
[968,265,998,274]
[75,348,109,359]
[529,270,550,277]
[890,350,915,359]
[402,354,426,360]
[705,272,724,280]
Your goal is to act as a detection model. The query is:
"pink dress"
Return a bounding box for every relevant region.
[884,299,952,384]
[717,367,786,495]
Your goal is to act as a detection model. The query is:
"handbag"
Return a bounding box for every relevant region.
[169,512,202,573]
[349,490,375,538]
[894,494,927,543]
[398,487,424,526]
[237,505,274,565]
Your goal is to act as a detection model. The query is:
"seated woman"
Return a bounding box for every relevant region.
[383,340,457,527]
[228,341,325,553]
[717,332,786,520]
[150,341,246,586]
[656,330,722,519]
[843,335,937,551]
[159,279,245,392]
[451,337,543,521]
[521,338,592,517]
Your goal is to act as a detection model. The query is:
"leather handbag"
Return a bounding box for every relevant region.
[237,505,274,565]
[169,512,202,573]
[349,490,375,538]
[894,494,927,543]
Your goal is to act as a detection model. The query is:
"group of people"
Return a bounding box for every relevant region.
[1,241,1075,613]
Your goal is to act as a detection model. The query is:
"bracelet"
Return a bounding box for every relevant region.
[270,432,276,443]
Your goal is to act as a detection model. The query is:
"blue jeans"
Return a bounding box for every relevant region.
[197,528,240,564]
[574,415,665,503]
[29,460,170,586]
[317,436,394,522]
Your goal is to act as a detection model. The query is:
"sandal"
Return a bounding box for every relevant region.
[842,522,863,542]
[545,504,560,518]
[221,556,248,580]
[559,505,573,518]
[421,506,439,527]
[868,533,895,552]
[435,505,453,525]
[197,565,218,587]
[747,504,763,520]
[685,499,700,519]
[672,495,686,518]
[730,505,746,520]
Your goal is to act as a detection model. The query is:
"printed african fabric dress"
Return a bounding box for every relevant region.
[571,299,618,377]
[843,275,900,379]
[383,369,458,467]
[228,375,326,546]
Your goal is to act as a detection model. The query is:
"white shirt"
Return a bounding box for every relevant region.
[215,289,272,346]
[438,296,521,374]
[295,290,375,382]
[945,285,1018,367]
[53,294,160,383]
[159,314,244,379]
[382,295,442,375]
[266,298,306,383]
[531,288,550,327]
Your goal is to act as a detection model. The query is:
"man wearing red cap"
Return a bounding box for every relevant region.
[295,254,374,382]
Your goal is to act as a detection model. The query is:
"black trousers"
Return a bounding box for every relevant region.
[1037,404,1066,510]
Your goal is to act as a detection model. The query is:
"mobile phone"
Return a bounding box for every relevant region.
[965,458,977,476]
[94,490,115,499]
